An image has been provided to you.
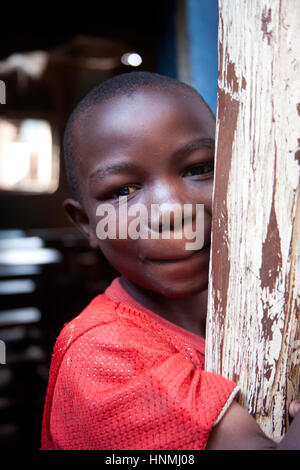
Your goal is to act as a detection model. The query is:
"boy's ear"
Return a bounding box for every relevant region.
[63,198,99,249]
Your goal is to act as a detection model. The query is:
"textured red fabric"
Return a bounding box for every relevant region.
[41,277,238,450]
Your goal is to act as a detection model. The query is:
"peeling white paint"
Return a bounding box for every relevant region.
[206,0,300,438]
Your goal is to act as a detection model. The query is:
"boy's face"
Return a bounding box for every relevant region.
[66,88,215,298]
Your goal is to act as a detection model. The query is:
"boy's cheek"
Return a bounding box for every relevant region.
[96,237,136,261]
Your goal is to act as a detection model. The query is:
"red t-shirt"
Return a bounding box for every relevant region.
[41,277,239,450]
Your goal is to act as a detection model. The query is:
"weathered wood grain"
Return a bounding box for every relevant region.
[205,0,300,438]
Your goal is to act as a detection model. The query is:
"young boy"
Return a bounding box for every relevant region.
[41,71,299,450]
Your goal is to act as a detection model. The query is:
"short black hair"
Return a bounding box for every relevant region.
[63,71,214,199]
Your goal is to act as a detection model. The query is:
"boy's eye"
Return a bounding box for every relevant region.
[183,162,214,177]
[110,185,138,199]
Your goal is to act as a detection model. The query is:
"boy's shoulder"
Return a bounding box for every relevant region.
[53,292,164,360]
[51,291,176,372]
[55,293,121,354]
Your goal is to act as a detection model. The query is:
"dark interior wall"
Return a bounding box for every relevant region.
[0,166,72,229]
[0,1,176,230]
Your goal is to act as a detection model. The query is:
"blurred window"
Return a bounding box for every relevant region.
[0,117,59,193]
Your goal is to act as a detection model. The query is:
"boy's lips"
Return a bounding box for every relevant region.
[143,243,211,263]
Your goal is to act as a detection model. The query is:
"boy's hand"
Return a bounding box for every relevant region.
[206,399,300,449]
[289,400,300,418]
[272,400,300,443]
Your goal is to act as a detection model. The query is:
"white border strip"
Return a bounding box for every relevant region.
[213,385,241,427]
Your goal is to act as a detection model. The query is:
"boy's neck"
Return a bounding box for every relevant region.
[119,275,207,339]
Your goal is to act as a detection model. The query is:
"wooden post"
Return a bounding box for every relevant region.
[205,0,300,438]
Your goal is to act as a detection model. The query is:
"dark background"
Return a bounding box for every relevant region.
[0,3,174,62]
[0,2,177,450]
[0,1,177,229]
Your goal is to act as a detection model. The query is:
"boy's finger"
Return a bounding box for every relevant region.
[289,400,300,418]
[272,436,282,443]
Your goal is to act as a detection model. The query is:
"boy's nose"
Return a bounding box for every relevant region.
[147,201,196,234]
[144,181,198,233]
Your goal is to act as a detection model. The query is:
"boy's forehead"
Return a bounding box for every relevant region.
[74,88,215,171]
[80,88,213,136]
